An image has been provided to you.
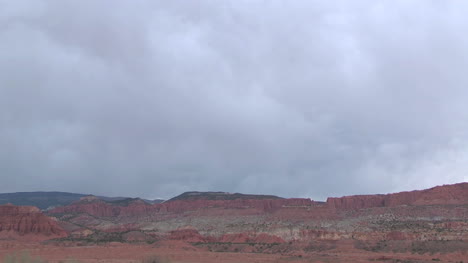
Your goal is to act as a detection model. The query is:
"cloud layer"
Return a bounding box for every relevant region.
[1,0,467,200]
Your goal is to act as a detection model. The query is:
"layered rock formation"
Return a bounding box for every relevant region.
[44,182,468,255]
[157,198,315,213]
[168,191,283,201]
[0,204,67,239]
[50,196,158,218]
[326,182,468,209]
[1,182,466,259]
[50,183,468,220]
[50,195,316,217]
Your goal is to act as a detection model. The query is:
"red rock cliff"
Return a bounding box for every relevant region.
[49,197,159,217]
[49,183,468,217]
[326,182,468,210]
[0,204,67,238]
[50,196,315,218]
[157,198,315,213]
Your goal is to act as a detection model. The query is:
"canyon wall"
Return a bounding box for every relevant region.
[0,204,67,239]
[50,197,316,217]
[326,182,468,209]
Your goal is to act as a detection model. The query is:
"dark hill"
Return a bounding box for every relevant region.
[0,192,164,210]
[0,191,87,210]
[167,191,283,202]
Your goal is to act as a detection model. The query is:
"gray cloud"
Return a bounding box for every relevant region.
[1,0,467,200]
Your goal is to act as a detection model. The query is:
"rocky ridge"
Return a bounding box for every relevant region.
[167,191,283,201]
[2,183,467,255]
[45,184,468,254]
[326,182,468,209]
[50,195,316,217]
[0,204,67,239]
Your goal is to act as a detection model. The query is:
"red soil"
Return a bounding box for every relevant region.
[0,240,466,263]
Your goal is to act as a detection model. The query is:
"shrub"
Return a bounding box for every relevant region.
[141,255,170,263]
[58,259,83,263]
[3,251,48,263]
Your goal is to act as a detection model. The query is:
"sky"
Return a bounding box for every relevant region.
[1,0,468,201]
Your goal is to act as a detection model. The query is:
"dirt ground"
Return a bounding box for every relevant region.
[1,241,467,263]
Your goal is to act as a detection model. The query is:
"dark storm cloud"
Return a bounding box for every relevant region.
[1,0,467,200]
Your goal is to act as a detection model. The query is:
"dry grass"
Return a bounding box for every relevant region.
[3,251,48,263]
[3,251,170,263]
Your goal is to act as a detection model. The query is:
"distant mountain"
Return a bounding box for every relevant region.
[141,198,165,204]
[96,196,163,204]
[0,192,164,210]
[79,196,164,206]
[167,191,283,202]
[0,192,88,210]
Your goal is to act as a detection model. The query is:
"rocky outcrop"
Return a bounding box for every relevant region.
[168,191,282,202]
[49,196,316,217]
[218,233,285,244]
[52,183,468,219]
[46,182,468,251]
[168,229,209,243]
[49,196,159,217]
[326,182,468,210]
[158,198,315,213]
[0,204,67,239]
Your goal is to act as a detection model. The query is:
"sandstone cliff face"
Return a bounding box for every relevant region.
[0,204,67,239]
[158,198,315,213]
[47,182,468,249]
[50,197,316,218]
[51,183,468,218]
[326,182,468,210]
[49,197,160,217]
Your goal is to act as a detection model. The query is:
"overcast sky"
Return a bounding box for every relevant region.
[1,1,467,200]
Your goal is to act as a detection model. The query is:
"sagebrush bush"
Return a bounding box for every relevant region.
[141,255,170,263]
[3,250,167,263]
[3,251,83,263]
[3,251,47,263]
